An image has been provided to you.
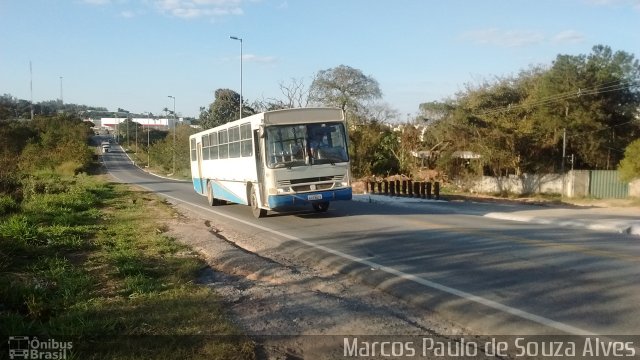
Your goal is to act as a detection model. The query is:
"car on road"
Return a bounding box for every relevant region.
[101,141,110,153]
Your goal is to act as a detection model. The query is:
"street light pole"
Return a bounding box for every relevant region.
[126,117,130,148]
[168,95,176,175]
[59,76,63,105]
[146,112,150,167]
[230,36,243,119]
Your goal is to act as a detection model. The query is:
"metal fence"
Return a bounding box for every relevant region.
[589,170,629,199]
[364,180,441,199]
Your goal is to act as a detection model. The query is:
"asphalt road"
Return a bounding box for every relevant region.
[102,143,640,337]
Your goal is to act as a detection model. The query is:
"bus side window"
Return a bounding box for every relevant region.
[190,138,196,161]
[218,129,228,159]
[202,134,210,160]
[210,132,218,160]
[240,123,252,157]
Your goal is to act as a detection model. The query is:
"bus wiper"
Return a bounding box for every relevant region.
[310,159,335,166]
[273,161,305,169]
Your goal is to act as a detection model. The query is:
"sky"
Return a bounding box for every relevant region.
[1,0,639,119]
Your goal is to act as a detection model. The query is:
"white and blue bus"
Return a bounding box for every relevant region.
[189,107,352,218]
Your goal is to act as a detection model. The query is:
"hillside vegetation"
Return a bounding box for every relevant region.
[0,114,254,359]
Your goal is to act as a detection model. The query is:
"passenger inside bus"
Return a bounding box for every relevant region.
[309,130,328,158]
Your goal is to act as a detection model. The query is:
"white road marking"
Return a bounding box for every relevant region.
[163,194,599,336]
[104,155,598,337]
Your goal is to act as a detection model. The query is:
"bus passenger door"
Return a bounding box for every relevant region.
[197,142,204,194]
[253,130,266,205]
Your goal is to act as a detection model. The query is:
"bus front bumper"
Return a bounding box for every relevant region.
[267,188,352,210]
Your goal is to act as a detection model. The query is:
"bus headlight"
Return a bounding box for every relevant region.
[269,188,287,195]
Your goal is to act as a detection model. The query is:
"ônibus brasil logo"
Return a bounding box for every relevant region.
[7,336,72,360]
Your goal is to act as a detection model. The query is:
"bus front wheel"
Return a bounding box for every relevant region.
[312,202,330,212]
[250,187,267,218]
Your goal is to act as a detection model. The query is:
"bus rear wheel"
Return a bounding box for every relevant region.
[250,187,267,218]
[312,202,330,212]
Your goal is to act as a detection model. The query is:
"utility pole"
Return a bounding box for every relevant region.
[59,76,63,105]
[30,61,34,121]
[571,154,575,171]
[561,128,566,198]
[146,112,151,167]
[230,36,243,119]
[561,128,566,174]
[168,96,176,175]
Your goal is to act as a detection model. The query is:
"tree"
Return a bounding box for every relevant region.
[418,100,456,126]
[361,102,401,124]
[251,78,312,112]
[618,139,640,182]
[200,89,256,130]
[308,65,382,121]
[18,113,94,173]
[530,45,640,169]
[148,124,197,177]
[419,45,640,182]
[349,121,396,177]
[117,118,143,146]
[279,77,310,108]
[381,124,422,175]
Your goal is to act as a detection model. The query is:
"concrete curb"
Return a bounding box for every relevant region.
[484,212,640,236]
[352,194,447,205]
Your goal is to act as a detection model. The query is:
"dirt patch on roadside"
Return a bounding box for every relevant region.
[165,205,471,359]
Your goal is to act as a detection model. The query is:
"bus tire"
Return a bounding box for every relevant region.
[312,202,329,212]
[250,186,267,218]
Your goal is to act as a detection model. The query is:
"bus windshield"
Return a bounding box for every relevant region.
[265,122,348,168]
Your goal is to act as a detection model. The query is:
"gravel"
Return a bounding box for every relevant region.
[167,204,477,359]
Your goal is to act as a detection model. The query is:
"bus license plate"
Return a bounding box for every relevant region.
[307,194,322,200]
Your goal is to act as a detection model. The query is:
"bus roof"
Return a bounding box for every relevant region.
[190,107,344,139]
[263,107,343,125]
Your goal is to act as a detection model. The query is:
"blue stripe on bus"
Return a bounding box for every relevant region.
[211,180,248,205]
[193,178,205,195]
[267,188,352,209]
[193,177,247,205]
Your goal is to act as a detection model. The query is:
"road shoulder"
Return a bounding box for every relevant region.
[165,204,469,358]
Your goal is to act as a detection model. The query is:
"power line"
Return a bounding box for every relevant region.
[567,119,638,139]
[478,81,638,116]
[474,79,640,116]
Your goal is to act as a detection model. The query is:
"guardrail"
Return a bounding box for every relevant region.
[364,180,440,200]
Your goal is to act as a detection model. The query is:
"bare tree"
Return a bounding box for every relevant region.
[308,65,382,116]
[279,77,310,108]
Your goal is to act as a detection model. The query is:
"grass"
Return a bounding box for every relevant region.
[0,173,255,359]
[0,194,18,215]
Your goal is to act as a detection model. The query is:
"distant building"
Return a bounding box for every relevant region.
[99,117,181,129]
[83,110,186,130]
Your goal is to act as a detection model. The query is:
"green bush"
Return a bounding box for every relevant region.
[21,172,74,198]
[619,139,640,182]
[0,194,18,215]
